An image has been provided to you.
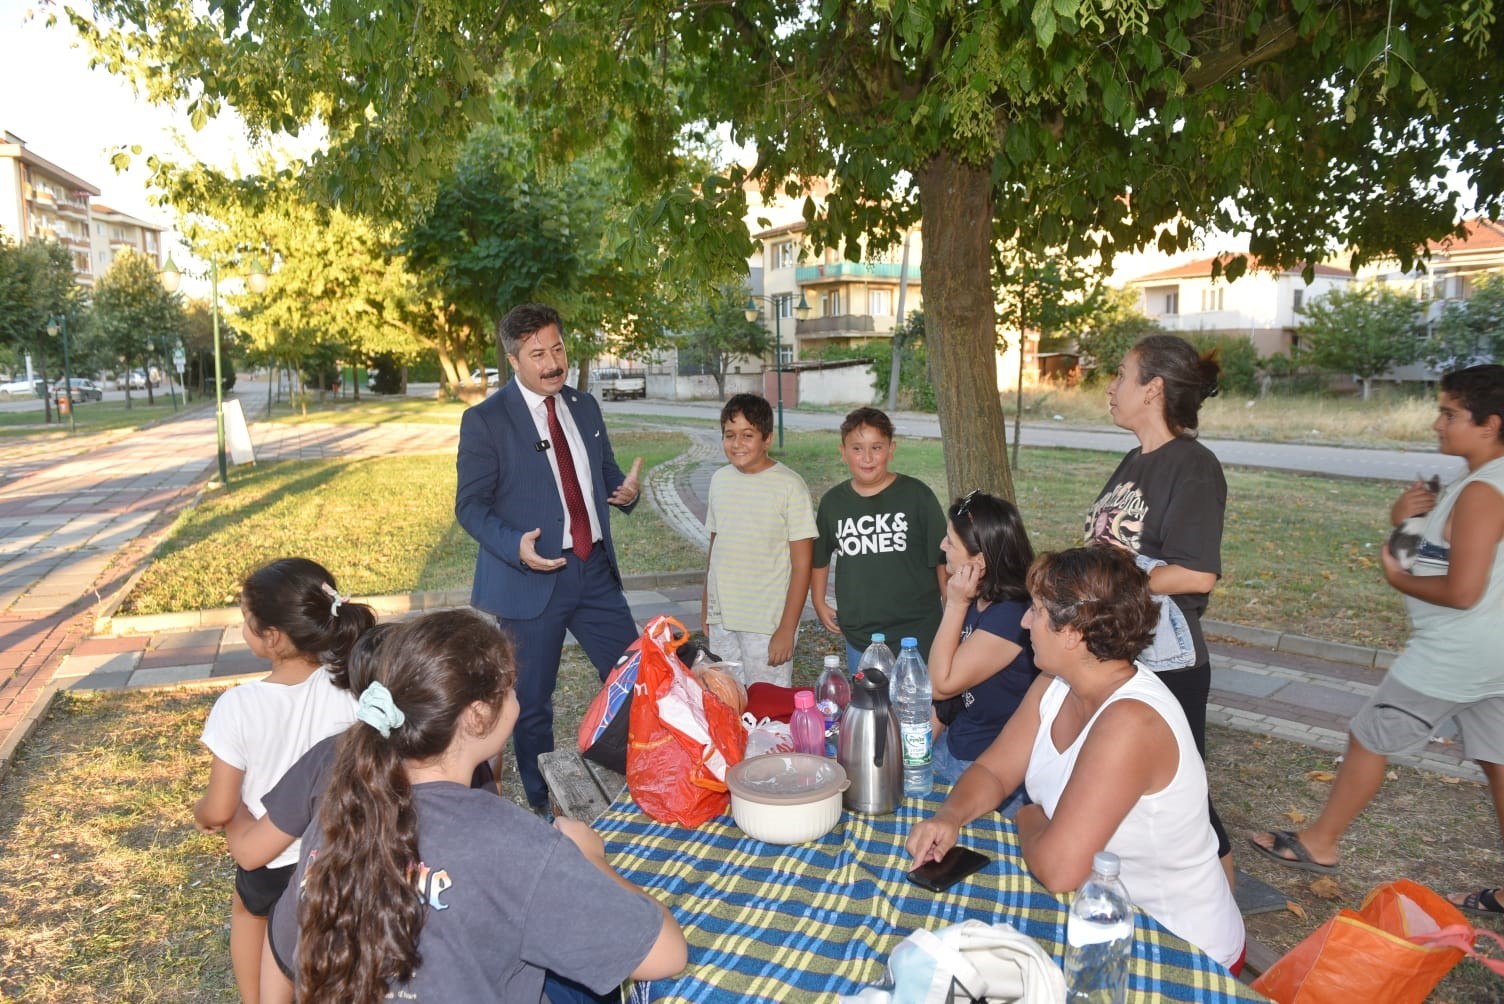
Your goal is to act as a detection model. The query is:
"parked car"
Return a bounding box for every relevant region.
[115,370,149,390]
[592,367,647,401]
[470,367,502,386]
[50,378,104,403]
[0,377,44,400]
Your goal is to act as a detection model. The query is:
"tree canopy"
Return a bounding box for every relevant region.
[1297,282,1423,398]
[92,249,185,407]
[66,0,1504,496]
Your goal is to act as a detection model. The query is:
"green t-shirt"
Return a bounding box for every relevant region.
[813,473,947,653]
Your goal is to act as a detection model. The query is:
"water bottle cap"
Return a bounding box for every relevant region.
[823,654,841,669]
[871,633,886,643]
[900,636,919,649]
[793,690,816,709]
[1092,851,1121,877]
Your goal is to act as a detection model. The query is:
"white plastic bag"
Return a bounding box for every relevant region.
[742,713,795,757]
[838,920,1066,1003]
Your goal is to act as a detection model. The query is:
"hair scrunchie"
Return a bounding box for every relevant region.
[320,580,348,617]
[356,681,406,738]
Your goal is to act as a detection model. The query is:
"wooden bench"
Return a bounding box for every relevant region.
[1239,936,1279,985]
[538,750,626,822]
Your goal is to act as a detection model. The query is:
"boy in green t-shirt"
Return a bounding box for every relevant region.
[811,407,948,671]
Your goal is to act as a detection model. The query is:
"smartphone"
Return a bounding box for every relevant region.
[906,845,991,893]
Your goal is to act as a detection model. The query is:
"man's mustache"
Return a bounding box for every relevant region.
[541,368,565,380]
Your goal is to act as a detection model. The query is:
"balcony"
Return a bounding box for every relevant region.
[798,314,878,336]
[55,199,89,220]
[795,262,921,283]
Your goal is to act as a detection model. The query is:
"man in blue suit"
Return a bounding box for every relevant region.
[456,303,643,814]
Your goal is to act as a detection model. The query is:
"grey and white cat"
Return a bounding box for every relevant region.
[1387,475,1442,571]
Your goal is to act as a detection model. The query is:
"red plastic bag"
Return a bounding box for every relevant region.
[576,617,685,774]
[627,625,747,828]
[1253,879,1504,1003]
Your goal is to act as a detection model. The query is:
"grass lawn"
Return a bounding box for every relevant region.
[119,427,704,615]
[4,674,1501,1002]
[121,421,1409,649]
[0,398,203,436]
[260,394,470,426]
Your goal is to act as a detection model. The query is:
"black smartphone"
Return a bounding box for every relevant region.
[906,845,991,893]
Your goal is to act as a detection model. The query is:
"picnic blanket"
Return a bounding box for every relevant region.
[596,787,1265,1002]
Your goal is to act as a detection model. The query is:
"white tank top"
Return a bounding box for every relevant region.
[1024,667,1244,968]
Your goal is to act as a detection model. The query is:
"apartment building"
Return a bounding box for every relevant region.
[751,219,923,360]
[0,130,101,286]
[90,203,166,275]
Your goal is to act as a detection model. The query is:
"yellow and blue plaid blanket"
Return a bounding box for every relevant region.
[597,788,1266,1002]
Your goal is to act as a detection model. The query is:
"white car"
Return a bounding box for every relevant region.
[0,378,44,400]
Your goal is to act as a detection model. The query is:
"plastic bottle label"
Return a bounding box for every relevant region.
[1066,915,1133,946]
[900,723,931,766]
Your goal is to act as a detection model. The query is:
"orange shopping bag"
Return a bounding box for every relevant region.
[1253,879,1504,1003]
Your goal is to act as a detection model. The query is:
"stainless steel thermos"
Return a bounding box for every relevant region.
[836,667,901,814]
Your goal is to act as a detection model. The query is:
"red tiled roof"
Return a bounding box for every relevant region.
[1427,219,1504,255]
[1127,254,1349,283]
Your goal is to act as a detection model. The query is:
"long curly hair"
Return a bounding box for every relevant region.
[295,608,517,1002]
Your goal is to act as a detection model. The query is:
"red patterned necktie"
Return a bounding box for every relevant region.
[544,395,593,561]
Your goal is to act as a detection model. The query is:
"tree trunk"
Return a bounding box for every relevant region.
[916,155,1016,503]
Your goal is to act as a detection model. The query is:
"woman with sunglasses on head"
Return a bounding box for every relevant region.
[927,491,1037,807]
[1082,333,1232,883]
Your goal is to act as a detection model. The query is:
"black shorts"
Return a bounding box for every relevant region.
[265,895,296,980]
[235,863,295,917]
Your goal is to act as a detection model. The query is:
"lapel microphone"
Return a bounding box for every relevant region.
[534,440,551,453]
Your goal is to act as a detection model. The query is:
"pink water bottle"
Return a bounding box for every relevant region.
[790,691,827,756]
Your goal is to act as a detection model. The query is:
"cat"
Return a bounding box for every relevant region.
[1387,475,1442,571]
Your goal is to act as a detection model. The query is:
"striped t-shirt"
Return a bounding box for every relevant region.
[705,461,817,634]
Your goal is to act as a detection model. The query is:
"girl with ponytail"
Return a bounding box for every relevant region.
[194,557,375,1004]
[290,608,686,1002]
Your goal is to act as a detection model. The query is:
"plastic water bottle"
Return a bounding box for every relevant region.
[815,655,851,758]
[1064,851,1135,1004]
[790,691,826,756]
[891,636,933,798]
[857,633,896,684]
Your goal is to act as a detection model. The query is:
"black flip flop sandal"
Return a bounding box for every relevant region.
[1454,888,1504,916]
[1246,829,1339,875]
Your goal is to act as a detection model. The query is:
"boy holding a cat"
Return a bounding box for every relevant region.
[1249,364,1504,916]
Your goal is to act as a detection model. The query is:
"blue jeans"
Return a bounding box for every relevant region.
[933,734,1028,819]
[544,972,621,1004]
[846,641,864,675]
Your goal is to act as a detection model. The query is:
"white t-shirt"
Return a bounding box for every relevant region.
[705,461,817,634]
[1024,667,1244,969]
[200,666,357,868]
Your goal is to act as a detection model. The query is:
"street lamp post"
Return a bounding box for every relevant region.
[159,253,267,486]
[745,290,811,449]
[45,315,75,434]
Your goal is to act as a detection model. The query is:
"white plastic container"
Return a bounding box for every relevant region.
[725,754,850,844]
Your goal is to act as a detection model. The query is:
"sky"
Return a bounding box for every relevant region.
[0,0,262,233]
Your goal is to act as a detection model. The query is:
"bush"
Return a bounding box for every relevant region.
[1186,333,1259,396]
[368,352,406,394]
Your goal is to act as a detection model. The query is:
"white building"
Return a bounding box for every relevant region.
[90,203,167,276]
[1122,254,1354,356]
[0,130,101,287]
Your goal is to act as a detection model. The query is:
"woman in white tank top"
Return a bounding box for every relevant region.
[906,547,1244,971]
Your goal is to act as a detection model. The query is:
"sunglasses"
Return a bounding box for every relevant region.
[956,490,982,522]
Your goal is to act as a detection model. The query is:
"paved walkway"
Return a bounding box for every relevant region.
[0,405,1481,787]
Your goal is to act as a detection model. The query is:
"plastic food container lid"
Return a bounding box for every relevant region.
[727,754,848,805]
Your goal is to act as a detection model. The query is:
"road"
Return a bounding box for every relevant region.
[599,399,1464,484]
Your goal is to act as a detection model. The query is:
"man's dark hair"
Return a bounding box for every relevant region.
[840,406,895,442]
[721,393,774,438]
[499,304,564,358]
[1441,364,1504,442]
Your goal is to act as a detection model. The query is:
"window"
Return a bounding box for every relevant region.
[774,241,796,269]
[822,292,842,316]
[1292,289,1304,312]
[95,223,103,234]
[775,294,793,319]
[869,288,893,315]
[1164,291,1179,315]
[778,343,794,366]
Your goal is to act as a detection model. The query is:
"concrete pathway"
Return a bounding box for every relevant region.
[0,401,1481,790]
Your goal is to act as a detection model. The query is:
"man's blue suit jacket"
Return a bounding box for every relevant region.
[455,378,636,620]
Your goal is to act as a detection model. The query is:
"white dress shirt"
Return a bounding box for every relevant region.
[516,383,603,547]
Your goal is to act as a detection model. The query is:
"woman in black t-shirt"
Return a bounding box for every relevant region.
[1083,334,1233,875]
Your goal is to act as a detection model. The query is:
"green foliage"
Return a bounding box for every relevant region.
[92,250,185,398]
[1073,288,1164,383]
[1296,283,1423,397]
[677,283,769,399]
[367,352,408,394]
[1186,333,1260,396]
[1423,273,1504,370]
[865,311,935,412]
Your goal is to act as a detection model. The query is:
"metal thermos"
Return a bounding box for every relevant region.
[837,667,901,814]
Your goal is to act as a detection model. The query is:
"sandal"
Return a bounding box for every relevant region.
[1246,829,1338,875]
[1451,888,1504,916]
